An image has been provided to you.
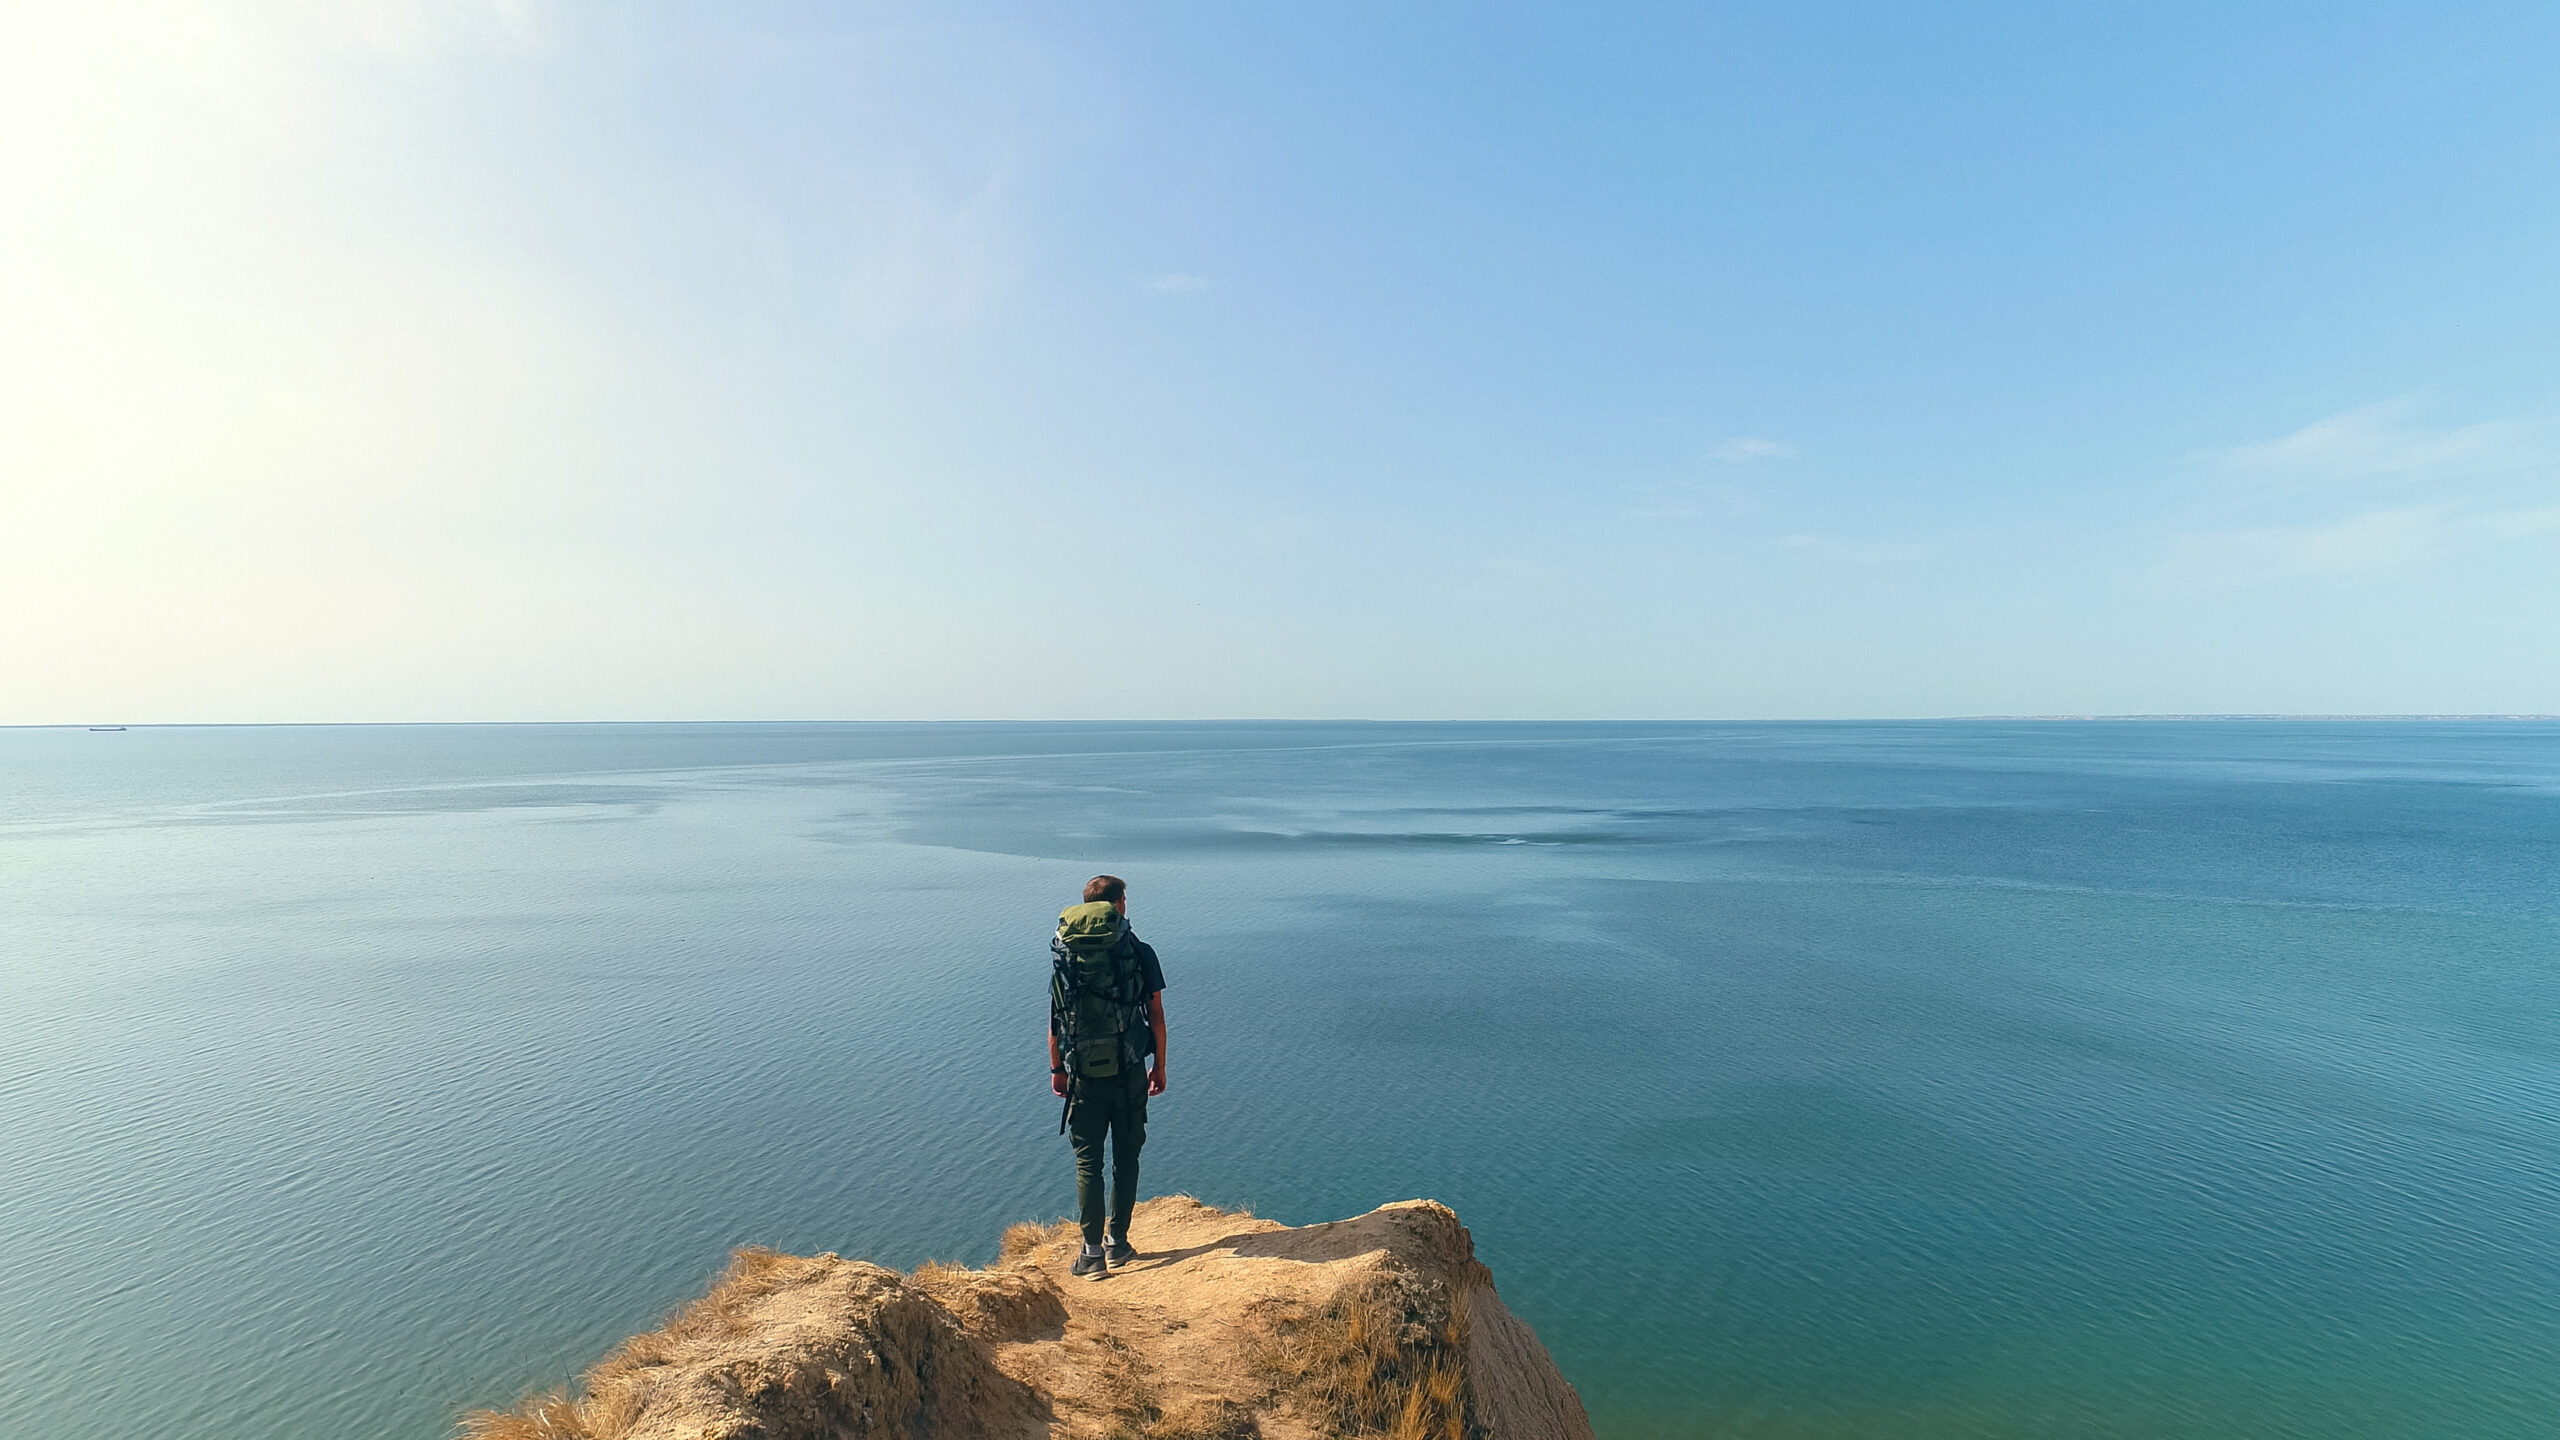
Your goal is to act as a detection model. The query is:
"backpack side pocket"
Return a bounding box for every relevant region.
[1075,1035,1122,1079]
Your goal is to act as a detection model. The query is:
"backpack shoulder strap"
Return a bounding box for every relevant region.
[1049,934,1077,1027]
[1112,927,1147,998]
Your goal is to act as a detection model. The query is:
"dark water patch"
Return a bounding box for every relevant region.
[1622,1078,2023,1188]
[191,784,673,822]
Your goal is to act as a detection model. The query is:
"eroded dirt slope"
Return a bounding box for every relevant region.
[466,1197,1593,1440]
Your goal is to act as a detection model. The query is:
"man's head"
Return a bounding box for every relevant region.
[1083,874,1127,914]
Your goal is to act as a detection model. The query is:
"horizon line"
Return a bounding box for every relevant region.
[10,713,2560,730]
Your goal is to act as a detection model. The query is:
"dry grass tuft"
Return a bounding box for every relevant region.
[1001,1217,1080,1262]
[1246,1276,1471,1440]
[458,1246,819,1440]
[1082,1331,1255,1440]
[1091,1331,1161,1440]
[998,1198,1252,1267]
[459,1392,594,1440]
[910,1256,1069,1343]
[1147,1395,1258,1440]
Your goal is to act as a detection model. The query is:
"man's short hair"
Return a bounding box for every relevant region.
[1083,874,1126,904]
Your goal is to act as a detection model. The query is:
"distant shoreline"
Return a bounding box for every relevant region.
[12,714,2560,730]
[1953,714,2560,722]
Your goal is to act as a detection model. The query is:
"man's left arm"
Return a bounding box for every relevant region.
[1147,991,1168,1096]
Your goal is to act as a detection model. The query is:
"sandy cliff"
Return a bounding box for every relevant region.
[465,1197,1594,1440]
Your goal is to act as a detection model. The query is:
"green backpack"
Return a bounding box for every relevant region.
[1050,901,1148,1086]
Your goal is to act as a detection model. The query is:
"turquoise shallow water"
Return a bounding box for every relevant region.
[3,721,2558,1439]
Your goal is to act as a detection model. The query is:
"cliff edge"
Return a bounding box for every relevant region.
[465,1196,1594,1440]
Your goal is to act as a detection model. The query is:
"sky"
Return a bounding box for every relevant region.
[3,1,2556,722]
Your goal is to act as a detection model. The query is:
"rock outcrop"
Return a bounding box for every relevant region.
[464,1197,1594,1440]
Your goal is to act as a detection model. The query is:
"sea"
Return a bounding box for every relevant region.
[3,721,2557,1440]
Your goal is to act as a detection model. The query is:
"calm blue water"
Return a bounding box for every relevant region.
[4,722,2558,1440]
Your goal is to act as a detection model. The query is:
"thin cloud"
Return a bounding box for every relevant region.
[2167,398,2560,587]
[1487,555,1559,582]
[1148,272,1210,292]
[1713,437,1796,464]
[2164,505,2560,590]
[1618,479,1765,521]
[1779,534,1930,565]
[2199,398,2544,490]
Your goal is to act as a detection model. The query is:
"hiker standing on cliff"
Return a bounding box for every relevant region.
[1049,874,1167,1280]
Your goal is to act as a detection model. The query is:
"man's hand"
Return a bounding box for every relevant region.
[1148,1062,1167,1097]
[1052,1071,1070,1098]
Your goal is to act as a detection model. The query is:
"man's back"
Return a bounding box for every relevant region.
[1047,875,1168,1277]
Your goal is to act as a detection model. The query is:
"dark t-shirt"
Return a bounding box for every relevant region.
[1130,936,1165,1060]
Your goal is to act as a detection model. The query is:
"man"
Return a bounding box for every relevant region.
[1048,874,1168,1280]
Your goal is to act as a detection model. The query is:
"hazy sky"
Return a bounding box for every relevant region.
[5,2,2556,722]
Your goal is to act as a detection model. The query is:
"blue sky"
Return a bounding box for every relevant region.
[4,2,2556,720]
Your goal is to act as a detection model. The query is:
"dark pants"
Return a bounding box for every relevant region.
[1067,1069,1148,1246]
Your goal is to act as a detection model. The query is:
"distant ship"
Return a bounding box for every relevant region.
[88,725,126,732]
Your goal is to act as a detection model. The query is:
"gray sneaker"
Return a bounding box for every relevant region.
[1071,1247,1108,1280]
[1105,1234,1137,1267]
